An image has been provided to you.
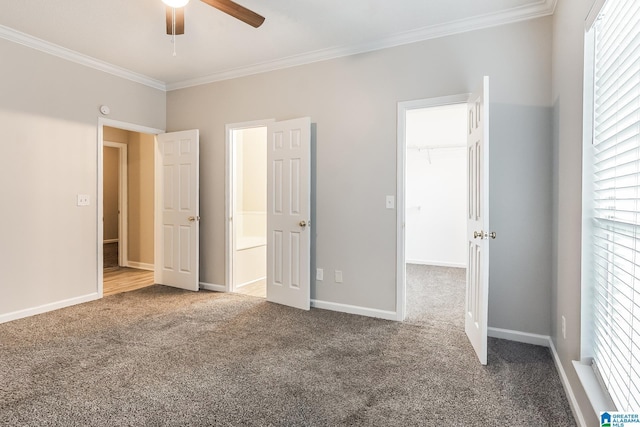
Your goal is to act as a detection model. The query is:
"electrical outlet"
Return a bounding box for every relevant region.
[77,194,90,206]
[335,270,343,283]
[562,315,566,339]
[316,268,324,281]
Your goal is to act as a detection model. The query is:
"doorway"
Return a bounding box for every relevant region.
[103,141,127,270]
[226,122,269,298]
[396,95,468,324]
[101,125,157,296]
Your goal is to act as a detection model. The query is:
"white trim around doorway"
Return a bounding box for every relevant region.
[224,119,274,293]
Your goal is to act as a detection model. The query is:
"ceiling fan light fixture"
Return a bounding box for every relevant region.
[162,0,190,8]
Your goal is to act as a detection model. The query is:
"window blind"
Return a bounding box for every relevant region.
[591,0,640,412]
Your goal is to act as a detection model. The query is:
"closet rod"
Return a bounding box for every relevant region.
[407,144,466,151]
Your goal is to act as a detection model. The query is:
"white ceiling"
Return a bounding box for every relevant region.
[0,0,555,90]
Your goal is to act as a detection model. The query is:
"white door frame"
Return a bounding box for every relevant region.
[225,119,274,293]
[396,94,469,321]
[103,141,128,267]
[97,118,164,297]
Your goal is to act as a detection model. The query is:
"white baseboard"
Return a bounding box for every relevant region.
[0,293,100,325]
[311,299,397,321]
[126,261,154,271]
[406,259,466,269]
[199,282,226,292]
[487,327,551,347]
[103,239,119,244]
[550,340,588,427]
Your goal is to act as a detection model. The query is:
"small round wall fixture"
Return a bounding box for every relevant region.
[99,105,110,115]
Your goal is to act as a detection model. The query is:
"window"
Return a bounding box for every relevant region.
[583,0,640,412]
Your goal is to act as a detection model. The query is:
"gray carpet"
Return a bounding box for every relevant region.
[0,283,575,426]
[405,264,466,328]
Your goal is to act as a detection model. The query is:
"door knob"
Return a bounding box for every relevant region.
[188,216,200,222]
[473,230,496,239]
[299,220,307,228]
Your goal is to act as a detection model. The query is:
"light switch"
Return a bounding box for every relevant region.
[77,194,90,206]
[316,268,324,281]
[335,270,343,283]
[386,195,395,209]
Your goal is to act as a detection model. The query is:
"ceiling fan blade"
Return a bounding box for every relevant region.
[200,0,265,28]
[166,6,185,35]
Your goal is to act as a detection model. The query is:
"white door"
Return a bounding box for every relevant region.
[465,76,491,365]
[266,117,311,310]
[155,130,200,291]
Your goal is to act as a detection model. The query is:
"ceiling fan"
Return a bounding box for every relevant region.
[162,0,265,35]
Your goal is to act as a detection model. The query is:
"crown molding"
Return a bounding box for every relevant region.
[167,0,557,90]
[0,0,556,93]
[0,24,166,91]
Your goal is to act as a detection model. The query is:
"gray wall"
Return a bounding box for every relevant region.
[552,0,599,425]
[0,38,165,317]
[167,17,554,332]
[0,12,557,347]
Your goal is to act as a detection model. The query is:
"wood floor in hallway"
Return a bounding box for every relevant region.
[104,268,155,297]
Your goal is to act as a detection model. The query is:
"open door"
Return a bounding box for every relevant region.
[465,77,491,365]
[155,130,200,291]
[266,117,311,310]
